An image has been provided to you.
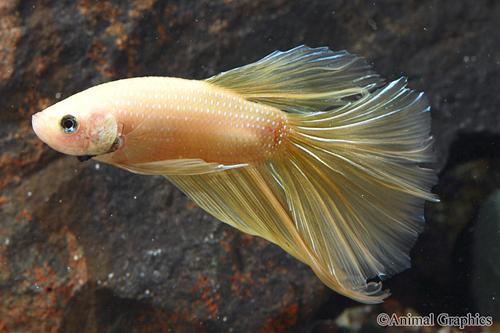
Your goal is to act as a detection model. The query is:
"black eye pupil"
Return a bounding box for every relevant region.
[60,115,78,133]
[63,119,74,128]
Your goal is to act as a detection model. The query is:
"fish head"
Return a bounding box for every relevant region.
[32,92,120,158]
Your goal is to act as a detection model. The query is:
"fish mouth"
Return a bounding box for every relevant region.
[32,112,67,153]
[32,112,47,143]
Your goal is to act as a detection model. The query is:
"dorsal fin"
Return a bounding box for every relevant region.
[205,45,383,112]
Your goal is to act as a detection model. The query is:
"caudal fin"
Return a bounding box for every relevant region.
[275,77,438,302]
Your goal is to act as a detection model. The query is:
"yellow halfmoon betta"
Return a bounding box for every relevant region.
[32,45,438,303]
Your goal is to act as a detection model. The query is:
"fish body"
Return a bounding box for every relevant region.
[33,78,289,172]
[32,46,438,303]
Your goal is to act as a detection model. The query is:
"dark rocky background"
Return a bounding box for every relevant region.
[1,0,499,331]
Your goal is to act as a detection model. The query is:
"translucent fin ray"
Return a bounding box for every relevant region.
[205,45,383,112]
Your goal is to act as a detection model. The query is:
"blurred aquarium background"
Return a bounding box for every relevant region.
[0,0,499,331]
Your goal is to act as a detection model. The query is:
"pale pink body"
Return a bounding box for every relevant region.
[93,77,289,167]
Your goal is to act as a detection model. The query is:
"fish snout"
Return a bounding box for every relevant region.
[32,112,48,142]
[31,111,75,155]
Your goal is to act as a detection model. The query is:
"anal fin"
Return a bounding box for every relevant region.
[165,162,392,304]
[165,165,307,261]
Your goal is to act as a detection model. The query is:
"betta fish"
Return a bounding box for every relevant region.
[31,45,438,304]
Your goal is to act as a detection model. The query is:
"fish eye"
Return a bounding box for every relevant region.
[60,115,78,133]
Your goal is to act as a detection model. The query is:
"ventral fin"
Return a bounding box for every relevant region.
[115,158,247,176]
[205,45,383,113]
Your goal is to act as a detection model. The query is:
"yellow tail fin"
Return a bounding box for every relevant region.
[167,47,437,303]
[278,77,438,302]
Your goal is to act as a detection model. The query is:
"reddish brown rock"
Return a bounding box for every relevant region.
[1,0,500,331]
